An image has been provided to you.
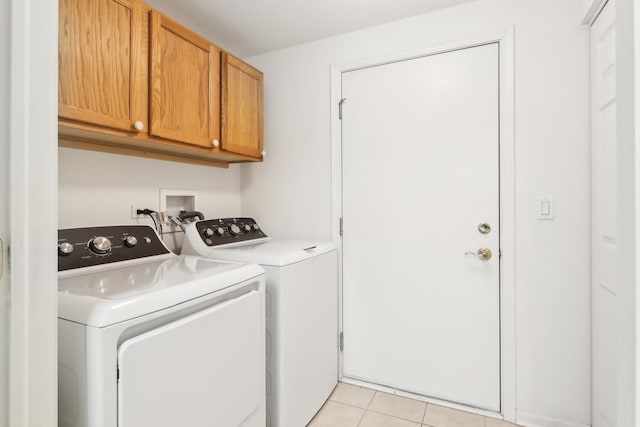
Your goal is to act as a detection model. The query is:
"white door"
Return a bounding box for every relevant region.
[591,2,616,426]
[118,291,264,427]
[341,43,500,411]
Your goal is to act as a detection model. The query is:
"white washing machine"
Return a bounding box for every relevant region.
[57,225,266,427]
[181,218,338,427]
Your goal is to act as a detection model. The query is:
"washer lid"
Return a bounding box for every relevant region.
[208,239,337,267]
[58,256,264,327]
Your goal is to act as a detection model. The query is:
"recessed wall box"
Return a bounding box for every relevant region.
[159,189,199,221]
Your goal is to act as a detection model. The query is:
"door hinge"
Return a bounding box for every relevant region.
[499,248,502,259]
[339,331,344,351]
[339,217,343,237]
[338,98,346,120]
[117,367,120,381]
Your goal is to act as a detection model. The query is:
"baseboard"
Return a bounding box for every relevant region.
[517,411,591,427]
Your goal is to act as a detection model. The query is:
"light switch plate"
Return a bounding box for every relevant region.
[537,197,554,220]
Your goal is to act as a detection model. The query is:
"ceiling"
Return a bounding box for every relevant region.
[144,0,478,57]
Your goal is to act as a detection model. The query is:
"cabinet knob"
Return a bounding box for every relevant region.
[133,121,144,132]
[261,150,266,157]
[212,139,220,148]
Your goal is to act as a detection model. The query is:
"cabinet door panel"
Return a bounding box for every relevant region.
[222,53,264,158]
[149,11,219,148]
[59,0,140,132]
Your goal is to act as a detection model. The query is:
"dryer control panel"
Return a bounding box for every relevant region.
[193,218,268,247]
[58,225,171,271]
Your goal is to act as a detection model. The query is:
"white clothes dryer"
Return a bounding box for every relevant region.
[57,225,266,427]
[181,218,338,427]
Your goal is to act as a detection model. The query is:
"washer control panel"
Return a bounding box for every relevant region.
[195,218,267,247]
[58,225,171,271]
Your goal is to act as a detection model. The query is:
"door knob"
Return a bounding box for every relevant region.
[465,248,492,261]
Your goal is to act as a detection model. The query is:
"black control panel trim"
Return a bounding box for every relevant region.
[195,218,267,247]
[58,225,171,271]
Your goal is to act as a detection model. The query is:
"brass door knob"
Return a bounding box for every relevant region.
[465,248,492,261]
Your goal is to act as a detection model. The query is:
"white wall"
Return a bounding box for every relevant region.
[58,148,243,252]
[241,0,591,425]
[0,0,9,423]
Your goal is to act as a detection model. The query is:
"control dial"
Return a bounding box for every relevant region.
[88,236,112,255]
[243,224,252,232]
[252,223,260,231]
[58,242,74,256]
[229,224,241,236]
[215,227,225,236]
[204,228,214,237]
[124,236,138,248]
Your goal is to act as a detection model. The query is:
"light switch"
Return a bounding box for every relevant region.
[538,197,554,220]
[541,200,550,215]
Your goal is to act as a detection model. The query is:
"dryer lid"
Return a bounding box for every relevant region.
[58,256,264,327]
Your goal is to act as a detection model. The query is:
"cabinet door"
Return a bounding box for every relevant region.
[149,11,220,148]
[59,0,143,132]
[221,53,264,158]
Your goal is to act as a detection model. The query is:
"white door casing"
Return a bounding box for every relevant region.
[0,0,10,420]
[330,29,516,420]
[591,2,617,426]
[341,43,500,411]
[9,0,59,425]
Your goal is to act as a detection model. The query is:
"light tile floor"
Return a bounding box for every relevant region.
[309,383,521,427]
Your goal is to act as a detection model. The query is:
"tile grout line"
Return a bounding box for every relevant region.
[422,401,429,425]
[355,406,367,427]
[355,390,376,427]
[366,390,377,410]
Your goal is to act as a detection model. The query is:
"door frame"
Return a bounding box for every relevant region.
[8,0,59,425]
[329,28,516,422]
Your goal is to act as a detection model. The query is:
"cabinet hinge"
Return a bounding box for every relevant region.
[339,217,343,237]
[339,331,344,351]
[338,98,346,120]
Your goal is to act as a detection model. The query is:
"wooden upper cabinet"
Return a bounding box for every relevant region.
[221,53,264,158]
[59,0,143,132]
[149,11,220,148]
[58,0,264,166]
